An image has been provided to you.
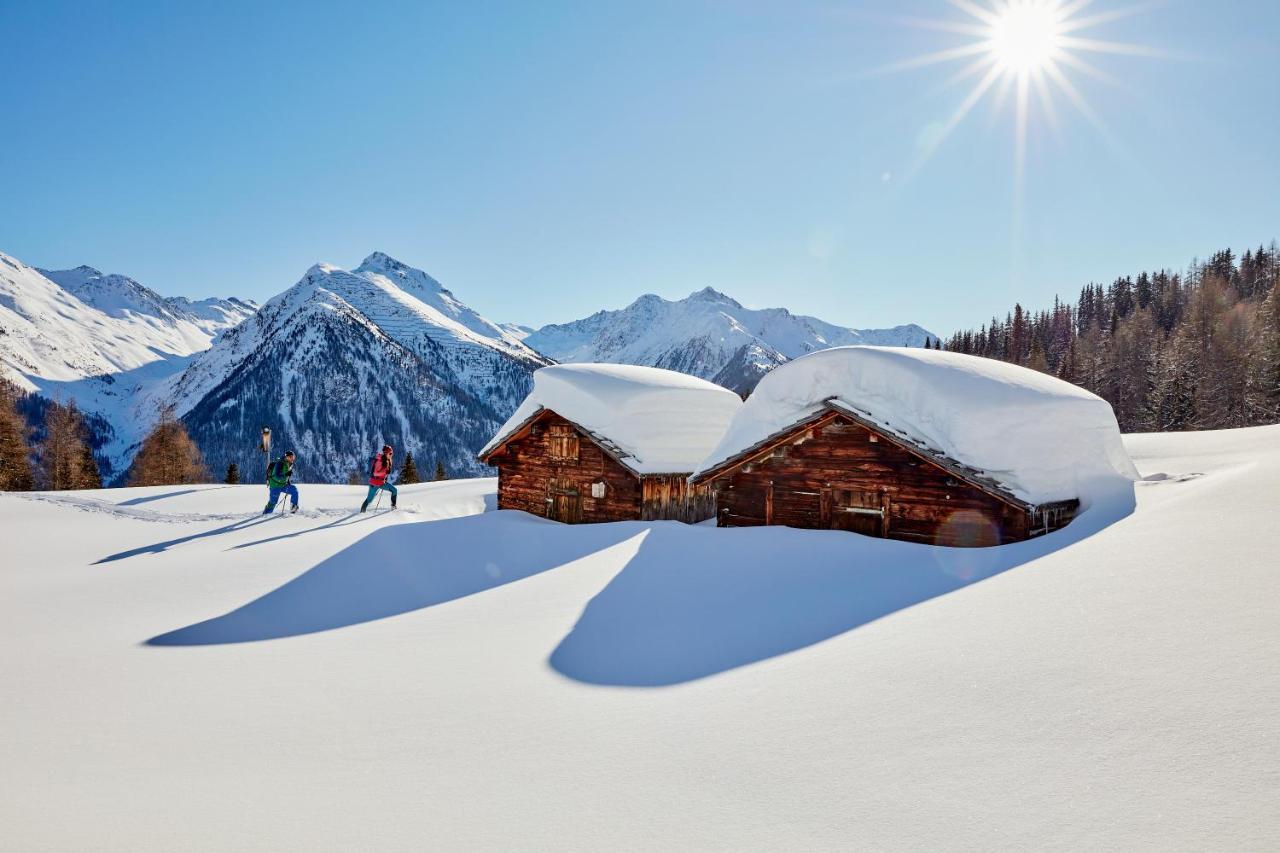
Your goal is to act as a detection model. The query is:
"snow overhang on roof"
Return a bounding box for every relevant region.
[691,346,1139,506]
[478,363,743,476]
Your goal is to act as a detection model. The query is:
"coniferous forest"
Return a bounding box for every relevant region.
[943,243,1280,432]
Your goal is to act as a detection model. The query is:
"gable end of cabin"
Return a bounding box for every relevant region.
[699,411,1077,547]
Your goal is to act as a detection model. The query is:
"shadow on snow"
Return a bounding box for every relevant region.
[96,515,276,564]
[146,485,1134,687]
[145,512,644,646]
[117,488,220,506]
[228,512,373,550]
[547,484,1136,687]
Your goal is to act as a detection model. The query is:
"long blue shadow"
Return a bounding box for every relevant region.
[228,512,372,550]
[146,512,644,646]
[96,515,275,564]
[549,484,1136,687]
[118,488,222,506]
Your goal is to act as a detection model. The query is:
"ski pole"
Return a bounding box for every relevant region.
[373,486,385,511]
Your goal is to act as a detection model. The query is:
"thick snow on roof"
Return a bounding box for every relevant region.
[482,363,743,475]
[695,346,1138,505]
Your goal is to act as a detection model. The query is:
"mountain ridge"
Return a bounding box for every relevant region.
[159,252,550,482]
[524,287,935,393]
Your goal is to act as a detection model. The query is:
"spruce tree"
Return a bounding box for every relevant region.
[0,381,35,491]
[129,406,210,486]
[433,460,448,481]
[398,452,420,485]
[225,462,240,485]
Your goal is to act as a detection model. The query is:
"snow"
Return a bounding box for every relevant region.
[481,363,743,474]
[1,426,1277,850]
[696,345,1140,506]
[523,286,935,391]
[150,254,549,481]
[1,251,257,472]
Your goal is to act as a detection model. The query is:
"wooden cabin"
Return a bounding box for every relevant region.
[683,344,1139,548]
[690,399,1079,547]
[478,364,742,524]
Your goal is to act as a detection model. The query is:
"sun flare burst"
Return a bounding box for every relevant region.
[882,0,1158,193]
[989,2,1063,72]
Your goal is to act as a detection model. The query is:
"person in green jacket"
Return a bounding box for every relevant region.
[263,450,299,514]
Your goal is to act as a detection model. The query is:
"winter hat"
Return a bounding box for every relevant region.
[382,444,393,452]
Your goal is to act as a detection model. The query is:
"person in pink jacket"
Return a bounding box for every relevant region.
[360,444,398,512]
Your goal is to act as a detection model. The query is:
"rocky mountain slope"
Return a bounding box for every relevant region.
[162,253,550,482]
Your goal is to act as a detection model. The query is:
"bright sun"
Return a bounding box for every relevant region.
[878,0,1159,190]
[988,2,1063,72]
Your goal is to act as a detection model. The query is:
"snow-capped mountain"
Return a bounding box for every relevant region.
[1,251,258,476]
[524,287,935,393]
[166,295,259,336]
[41,265,257,343]
[163,252,550,482]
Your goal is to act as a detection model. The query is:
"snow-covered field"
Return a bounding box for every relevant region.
[2,427,1278,851]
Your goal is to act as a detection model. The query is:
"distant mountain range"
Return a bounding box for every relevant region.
[2,247,932,482]
[525,286,934,393]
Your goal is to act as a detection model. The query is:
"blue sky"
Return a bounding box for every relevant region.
[1,0,1277,335]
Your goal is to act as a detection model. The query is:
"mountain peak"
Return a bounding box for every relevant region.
[304,262,341,280]
[73,265,103,277]
[357,251,406,274]
[687,286,741,308]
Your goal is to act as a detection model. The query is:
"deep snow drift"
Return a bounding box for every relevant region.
[697,345,1139,505]
[481,363,743,474]
[1,427,1278,851]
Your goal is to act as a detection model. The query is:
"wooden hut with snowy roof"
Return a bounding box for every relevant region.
[690,346,1138,547]
[479,364,743,524]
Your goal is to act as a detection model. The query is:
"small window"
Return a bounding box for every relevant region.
[547,423,580,461]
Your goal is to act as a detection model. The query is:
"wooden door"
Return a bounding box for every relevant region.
[826,487,887,538]
[547,479,582,524]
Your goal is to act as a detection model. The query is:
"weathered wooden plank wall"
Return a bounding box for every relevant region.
[493,413,642,523]
[709,415,1063,546]
[640,476,717,523]
[489,411,717,524]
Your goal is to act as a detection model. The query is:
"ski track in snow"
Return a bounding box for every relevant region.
[15,492,360,524]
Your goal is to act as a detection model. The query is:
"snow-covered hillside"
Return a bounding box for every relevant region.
[525,286,935,392]
[1,252,258,472]
[2,426,1276,851]
[161,253,551,482]
[40,264,255,352]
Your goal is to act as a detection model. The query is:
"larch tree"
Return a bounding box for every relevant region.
[225,462,240,485]
[129,407,210,486]
[433,460,448,481]
[1254,282,1280,421]
[0,381,35,491]
[40,400,101,490]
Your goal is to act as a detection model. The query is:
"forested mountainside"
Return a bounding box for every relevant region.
[943,243,1280,432]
